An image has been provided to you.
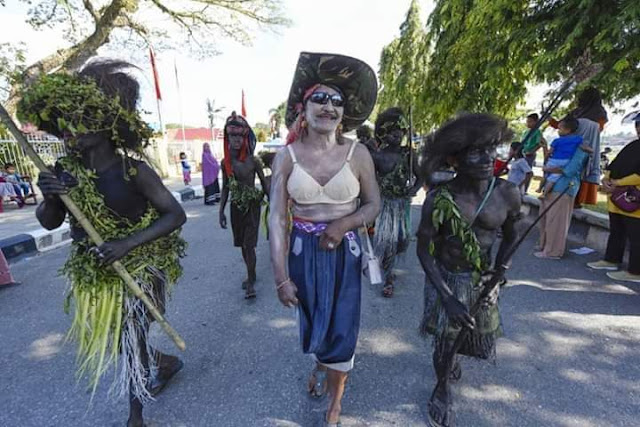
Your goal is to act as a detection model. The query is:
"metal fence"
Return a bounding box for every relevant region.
[0,134,66,178]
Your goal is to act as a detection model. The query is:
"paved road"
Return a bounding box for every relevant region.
[1,201,639,426]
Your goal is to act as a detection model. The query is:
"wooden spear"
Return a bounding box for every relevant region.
[0,103,186,351]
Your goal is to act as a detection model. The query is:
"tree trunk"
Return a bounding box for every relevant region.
[5,0,133,115]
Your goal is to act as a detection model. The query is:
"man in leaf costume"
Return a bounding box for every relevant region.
[219,112,269,299]
[371,107,422,297]
[21,60,187,427]
[416,113,522,427]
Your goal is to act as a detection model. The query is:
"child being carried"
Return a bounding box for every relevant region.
[538,116,582,198]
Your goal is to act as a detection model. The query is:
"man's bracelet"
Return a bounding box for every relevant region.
[276,278,291,291]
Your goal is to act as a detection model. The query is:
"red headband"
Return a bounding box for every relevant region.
[286,84,322,145]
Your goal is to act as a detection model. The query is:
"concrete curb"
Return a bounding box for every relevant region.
[1,186,203,262]
[172,185,204,203]
[522,195,610,253]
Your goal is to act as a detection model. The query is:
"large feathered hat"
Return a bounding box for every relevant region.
[285,52,378,133]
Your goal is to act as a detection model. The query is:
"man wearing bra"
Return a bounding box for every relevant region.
[219,112,269,299]
[269,52,380,426]
[417,114,522,427]
[370,107,422,297]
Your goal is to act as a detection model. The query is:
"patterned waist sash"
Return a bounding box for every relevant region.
[292,218,357,241]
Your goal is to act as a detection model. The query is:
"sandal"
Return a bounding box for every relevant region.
[382,282,394,298]
[324,412,341,427]
[307,367,328,398]
[245,285,257,299]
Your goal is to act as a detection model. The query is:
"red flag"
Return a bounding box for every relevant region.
[149,47,162,101]
[241,89,247,118]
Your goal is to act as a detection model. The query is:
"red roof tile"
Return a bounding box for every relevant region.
[167,128,223,141]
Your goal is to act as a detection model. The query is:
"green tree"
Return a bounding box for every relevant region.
[1,0,289,112]
[417,0,639,128]
[253,121,270,142]
[378,0,427,131]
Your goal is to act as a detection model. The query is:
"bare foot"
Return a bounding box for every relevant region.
[428,384,454,427]
[242,275,256,290]
[307,366,328,398]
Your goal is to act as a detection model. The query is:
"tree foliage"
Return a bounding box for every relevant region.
[379,0,640,131]
[418,0,533,127]
[377,0,426,131]
[1,0,289,111]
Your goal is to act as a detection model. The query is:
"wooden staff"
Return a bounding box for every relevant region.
[0,103,186,351]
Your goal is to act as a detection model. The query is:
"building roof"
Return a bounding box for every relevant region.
[167,127,223,142]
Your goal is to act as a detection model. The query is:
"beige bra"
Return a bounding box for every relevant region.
[287,141,360,205]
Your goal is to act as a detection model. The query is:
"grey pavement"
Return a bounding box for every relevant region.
[0,200,638,426]
[0,201,42,240]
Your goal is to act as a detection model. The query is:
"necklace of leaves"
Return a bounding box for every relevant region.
[430,186,487,283]
[58,155,186,395]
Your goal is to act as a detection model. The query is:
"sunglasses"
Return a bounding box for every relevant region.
[308,91,345,107]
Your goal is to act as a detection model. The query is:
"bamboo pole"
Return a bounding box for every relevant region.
[0,104,186,351]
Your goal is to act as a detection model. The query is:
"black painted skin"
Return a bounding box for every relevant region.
[35,131,186,427]
[416,144,522,427]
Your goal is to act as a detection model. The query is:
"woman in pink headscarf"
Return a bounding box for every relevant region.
[202,142,221,205]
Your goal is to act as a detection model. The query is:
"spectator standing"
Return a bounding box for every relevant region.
[587,114,640,282]
[506,142,532,196]
[201,143,220,205]
[521,113,547,192]
[179,152,191,186]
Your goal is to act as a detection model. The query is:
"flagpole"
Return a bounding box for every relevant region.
[149,47,170,177]
[174,58,187,152]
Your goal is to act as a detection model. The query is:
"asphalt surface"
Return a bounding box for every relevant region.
[1,200,639,426]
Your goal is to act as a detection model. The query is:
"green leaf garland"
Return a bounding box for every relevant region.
[430,186,487,282]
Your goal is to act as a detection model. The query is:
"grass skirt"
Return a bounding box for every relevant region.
[373,197,411,281]
[420,266,502,360]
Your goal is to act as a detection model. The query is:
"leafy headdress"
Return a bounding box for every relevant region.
[17,60,153,159]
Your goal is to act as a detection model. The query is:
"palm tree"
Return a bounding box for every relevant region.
[268,101,286,138]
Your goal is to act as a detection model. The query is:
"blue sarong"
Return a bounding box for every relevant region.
[289,222,362,371]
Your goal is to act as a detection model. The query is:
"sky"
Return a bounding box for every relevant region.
[0,0,434,129]
[1,0,636,134]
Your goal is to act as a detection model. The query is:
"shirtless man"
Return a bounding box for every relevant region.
[416,113,521,427]
[219,113,269,299]
[370,107,422,297]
